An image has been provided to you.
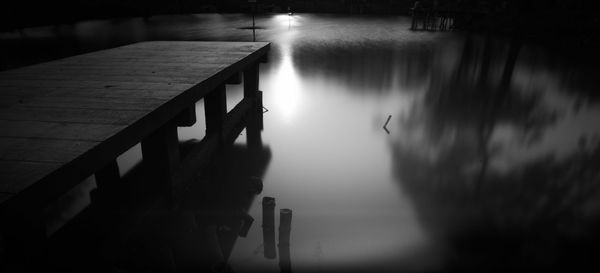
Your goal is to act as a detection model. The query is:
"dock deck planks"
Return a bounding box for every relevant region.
[0,41,270,211]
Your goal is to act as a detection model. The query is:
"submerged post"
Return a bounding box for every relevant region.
[279,208,292,273]
[262,196,276,259]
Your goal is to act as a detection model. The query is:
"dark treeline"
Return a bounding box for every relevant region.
[2,0,600,44]
[439,0,600,32]
[410,0,600,50]
[1,0,220,30]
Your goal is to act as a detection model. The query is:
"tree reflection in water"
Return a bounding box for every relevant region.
[391,35,600,272]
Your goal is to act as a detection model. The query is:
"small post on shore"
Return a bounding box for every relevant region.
[262,196,276,259]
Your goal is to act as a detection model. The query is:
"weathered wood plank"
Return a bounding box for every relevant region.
[20,56,252,69]
[15,96,166,111]
[0,84,189,101]
[0,72,220,84]
[46,88,181,100]
[5,42,266,70]
[0,106,146,124]
[0,63,229,78]
[0,82,193,93]
[47,51,254,61]
[0,120,125,141]
[0,137,99,163]
[0,160,61,193]
[0,55,253,77]
[121,41,268,52]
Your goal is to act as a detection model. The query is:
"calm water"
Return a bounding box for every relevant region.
[3,13,600,272]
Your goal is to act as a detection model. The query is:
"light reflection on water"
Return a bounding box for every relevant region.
[3,13,600,272]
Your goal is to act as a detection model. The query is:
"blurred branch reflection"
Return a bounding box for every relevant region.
[390,34,600,271]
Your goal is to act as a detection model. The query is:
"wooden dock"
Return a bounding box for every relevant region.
[0,41,270,262]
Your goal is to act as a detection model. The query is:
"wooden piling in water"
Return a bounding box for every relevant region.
[262,196,276,259]
[279,208,292,273]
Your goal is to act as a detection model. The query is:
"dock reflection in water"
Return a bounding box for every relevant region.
[102,115,272,272]
[3,14,600,272]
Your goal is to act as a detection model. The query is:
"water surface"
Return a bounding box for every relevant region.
[2,13,600,272]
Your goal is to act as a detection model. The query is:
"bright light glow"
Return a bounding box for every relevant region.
[272,14,300,29]
[269,47,302,124]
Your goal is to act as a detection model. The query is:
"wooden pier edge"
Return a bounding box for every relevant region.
[0,41,270,212]
[0,41,271,264]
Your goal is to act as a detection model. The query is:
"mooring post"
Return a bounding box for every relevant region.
[279,208,292,273]
[141,120,180,204]
[205,84,227,137]
[262,196,276,259]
